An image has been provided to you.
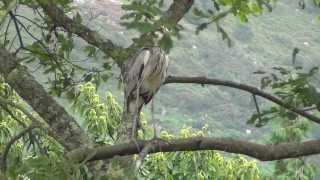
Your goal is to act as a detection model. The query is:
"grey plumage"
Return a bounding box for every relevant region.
[123,46,169,138]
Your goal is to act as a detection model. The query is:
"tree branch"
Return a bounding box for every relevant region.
[36,0,194,66]
[165,75,320,124]
[36,0,124,63]
[0,48,93,151]
[8,11,24,53]
[125,0,195,54]
[68,137,320,162]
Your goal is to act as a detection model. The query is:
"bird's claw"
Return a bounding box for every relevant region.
[130,137,141,152]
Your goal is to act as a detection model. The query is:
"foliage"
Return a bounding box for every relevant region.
[269,118,317,179]
[141,126,260,180]
[0,78,88,179]
[248,66,320,127]
[248,66,319,179]
[72,82,122,143]
[0,80,261,179]
[192,0,274,46]
[120,0,179,52]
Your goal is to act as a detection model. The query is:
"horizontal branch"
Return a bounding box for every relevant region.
[165,75,320,124]
[68,137,320,162]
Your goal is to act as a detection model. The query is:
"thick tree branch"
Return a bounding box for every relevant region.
[68,137,320,162]
[36,0,125,63]
[165,75,320,124]
[36,0,194,66]
[125,0,195,54]
[0,48,93,150]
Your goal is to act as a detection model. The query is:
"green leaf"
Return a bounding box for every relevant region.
[216,23,232,47]
[84,45,97,58]
[159,33,173,53]
[193,8,209,18]
[121,22,156,33]
[196,23,208,35]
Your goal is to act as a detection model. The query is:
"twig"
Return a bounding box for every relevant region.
[3,17,12,47]
[8,33,18,51]
[15,14,46,29]
[8,11,24,51]
[252,94,262,123]
[299,106,317,112]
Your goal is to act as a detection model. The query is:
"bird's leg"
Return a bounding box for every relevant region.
[151,98,157,139]
[130,82,142,151]
[150,99,168,147]
[132,84,140,139]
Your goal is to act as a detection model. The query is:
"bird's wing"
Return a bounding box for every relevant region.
[140,48,170,104]
[160,54,170,83]
[125,48,151,99]
[141,47,161,79]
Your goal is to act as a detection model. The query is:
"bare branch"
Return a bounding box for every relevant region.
[15,14,47,29]
[165,75,320,124]
[68,137,320,163]
[8,11,24,53]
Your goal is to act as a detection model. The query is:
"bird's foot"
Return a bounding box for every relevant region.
[130,137,141,152]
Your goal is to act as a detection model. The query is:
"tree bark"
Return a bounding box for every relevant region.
[68,137,320,162]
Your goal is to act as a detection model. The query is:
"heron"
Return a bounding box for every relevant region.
[123,46,169,140]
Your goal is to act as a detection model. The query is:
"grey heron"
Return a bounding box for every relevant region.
[123,46,169,140]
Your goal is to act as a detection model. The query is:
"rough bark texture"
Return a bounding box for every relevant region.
[165,75,320,124]
[0,48,92,151]
[68,137,320,162]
